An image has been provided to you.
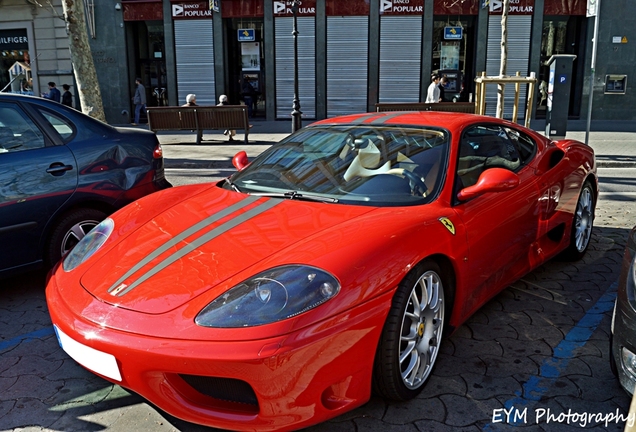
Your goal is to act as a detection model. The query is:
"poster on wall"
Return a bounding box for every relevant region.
[440,42,459,70]
[241,42,260,70]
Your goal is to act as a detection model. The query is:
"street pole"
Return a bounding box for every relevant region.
[291,0,303,132]
[585,0,601,145]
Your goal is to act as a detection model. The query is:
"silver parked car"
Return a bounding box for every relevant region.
[611,226,636,394]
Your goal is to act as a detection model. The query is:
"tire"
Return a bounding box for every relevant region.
[561,181,595,261]
[373,260,446,401]
[46,208,107,268]
[610,333,619,378]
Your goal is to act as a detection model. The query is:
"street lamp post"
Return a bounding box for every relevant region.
[291,0,302,132]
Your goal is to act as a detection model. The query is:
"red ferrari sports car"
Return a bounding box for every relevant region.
[46,112,596,430]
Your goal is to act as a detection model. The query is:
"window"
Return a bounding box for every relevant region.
[503,127,536,164]
[0,105,45,153]
[0,29,33,95]
[229,125,450,206]
[38,110,74,141]
[457,125,527,189]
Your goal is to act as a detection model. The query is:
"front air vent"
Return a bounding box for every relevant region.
[179,374,258,406]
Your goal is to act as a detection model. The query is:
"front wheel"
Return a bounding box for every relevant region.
[46,208,107,268]
[373,261,446,401]
[561,181,595,261]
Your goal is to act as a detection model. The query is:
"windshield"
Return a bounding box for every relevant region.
[229,124,450,206]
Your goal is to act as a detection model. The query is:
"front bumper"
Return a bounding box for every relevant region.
[612,296,636,395]
[611,227,636,395]
[46,274,391,431]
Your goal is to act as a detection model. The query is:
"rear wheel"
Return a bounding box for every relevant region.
[373,261,446,400]
[46,209,107,268]
[561,181,595,261]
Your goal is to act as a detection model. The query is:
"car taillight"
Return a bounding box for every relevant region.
[153,143,164,159]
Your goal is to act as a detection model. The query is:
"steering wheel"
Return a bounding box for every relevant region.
[402,169,428,197]
[385,168,428,197]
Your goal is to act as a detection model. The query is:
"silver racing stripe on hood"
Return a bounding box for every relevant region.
[112,197,283,297]
[108,196,266,296]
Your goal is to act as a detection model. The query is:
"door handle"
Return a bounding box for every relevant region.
[46,163,74,175]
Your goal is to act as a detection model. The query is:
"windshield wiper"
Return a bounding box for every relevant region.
[250,191,339,203]
[223,178,241,193]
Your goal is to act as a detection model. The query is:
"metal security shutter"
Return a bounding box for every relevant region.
[379,16,422,103]
[174,20,215,106]
[275,17,316,119]
[327,16,369,117]
[485,15,531,119]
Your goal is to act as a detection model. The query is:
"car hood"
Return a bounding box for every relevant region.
[80,188,374,314]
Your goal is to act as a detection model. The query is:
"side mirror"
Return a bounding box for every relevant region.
[457,168,519,202]
[232,151,249,171]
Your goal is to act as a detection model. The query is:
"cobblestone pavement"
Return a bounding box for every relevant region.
[0,194,633,431]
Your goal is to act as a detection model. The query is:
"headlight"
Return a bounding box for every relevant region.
[195,265,340,328]
[63,218,114,272]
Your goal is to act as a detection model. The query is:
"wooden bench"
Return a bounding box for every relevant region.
[375,102,475,114]
[146,105,250,144]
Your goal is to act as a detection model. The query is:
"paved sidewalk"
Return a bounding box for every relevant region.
[132,117,636,169]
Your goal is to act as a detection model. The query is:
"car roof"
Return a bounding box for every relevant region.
[310,111,512,132]
[0,93,42,101]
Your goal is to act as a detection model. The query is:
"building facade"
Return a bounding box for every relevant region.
[1,0,633,124]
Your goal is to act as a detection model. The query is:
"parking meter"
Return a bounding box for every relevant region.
[545,54,576,140]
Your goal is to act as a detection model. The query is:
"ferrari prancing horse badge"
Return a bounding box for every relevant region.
[439,217,456,235]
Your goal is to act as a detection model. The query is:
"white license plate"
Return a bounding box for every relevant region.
[54,325,122,382]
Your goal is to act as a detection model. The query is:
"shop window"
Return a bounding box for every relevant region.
[432,17,475,102]
[0,29,32,95]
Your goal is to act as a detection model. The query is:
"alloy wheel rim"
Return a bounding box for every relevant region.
[60,220,100,256]
[574,187,593,252]
[399,270,444,389]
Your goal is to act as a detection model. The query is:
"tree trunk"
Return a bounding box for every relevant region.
[61,0,106,122]
[496,0,510,119]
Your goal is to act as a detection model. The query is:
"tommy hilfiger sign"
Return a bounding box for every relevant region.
[0,29,29,50]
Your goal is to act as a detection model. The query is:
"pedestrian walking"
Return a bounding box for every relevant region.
[132,78,146,125]
[438,75,447,102]
[425,74,441,103]
[61,84,73,108]
[42,82,61,103]
[241,79,256,118]
[218,94,236,141]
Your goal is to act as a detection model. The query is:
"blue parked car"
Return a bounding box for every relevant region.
[0,93,171,277]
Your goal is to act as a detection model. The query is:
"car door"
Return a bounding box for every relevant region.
[453,123,541,310]
[0,101,78,272]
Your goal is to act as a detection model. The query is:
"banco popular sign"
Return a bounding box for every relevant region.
[380,0,424,14]
[273,1,316,16]
[489,0,534,14]
[172,2,212,19]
